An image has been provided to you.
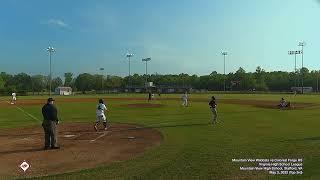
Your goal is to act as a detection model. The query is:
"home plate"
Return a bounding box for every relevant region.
[64,135,76,138]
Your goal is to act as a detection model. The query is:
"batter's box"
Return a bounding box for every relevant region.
[74,133,101,140]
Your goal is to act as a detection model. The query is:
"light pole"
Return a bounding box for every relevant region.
[298,41,306,94]
[142,58,151,87]
[222,52,228,92]
[99,67,104,93]
[317,71,319,93]
[47,46,55,96]
[126,53,134,88]
[288,50,302,87]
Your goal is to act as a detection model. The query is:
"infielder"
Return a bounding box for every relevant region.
[209,96,218,125]
[11,92,16,104]
[94,99,108,131]
[181,91,188,107]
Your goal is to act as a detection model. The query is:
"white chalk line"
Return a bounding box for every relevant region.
[90,131,108,142]
[0,137,39,146]
[6,101,40,122]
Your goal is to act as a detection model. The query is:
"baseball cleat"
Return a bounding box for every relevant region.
[94,125,98,131]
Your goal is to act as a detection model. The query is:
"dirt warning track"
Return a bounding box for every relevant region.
[0,123,162,178]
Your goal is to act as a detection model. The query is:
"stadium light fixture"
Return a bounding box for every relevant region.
[46,46,55,96]
[126,53,134,88]
[221,52,228,92]
[288,50,302,87]
[142,58,151,86]
[298,41,306,94]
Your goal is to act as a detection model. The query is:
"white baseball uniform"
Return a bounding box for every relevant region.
[12,92,16,101]
[96,103,107,122]
[182,93,188,106]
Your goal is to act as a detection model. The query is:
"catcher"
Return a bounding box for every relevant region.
[94,99,108,131]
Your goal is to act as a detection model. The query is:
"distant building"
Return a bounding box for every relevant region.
[135,88,142,93]
[291,87,313,93]
[55,87,72,95]
[145,82,155,88]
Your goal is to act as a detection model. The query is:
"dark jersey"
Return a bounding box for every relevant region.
[209,99,216,108]
[42,103,59,122]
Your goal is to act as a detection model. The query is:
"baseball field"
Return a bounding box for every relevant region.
[0,93,320,179]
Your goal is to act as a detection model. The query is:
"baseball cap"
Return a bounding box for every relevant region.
[47,97,55,102]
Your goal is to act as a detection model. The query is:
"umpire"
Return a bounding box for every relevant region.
[42,97,60,150]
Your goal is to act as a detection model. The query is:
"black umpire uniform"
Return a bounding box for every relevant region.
[42,98,60,150]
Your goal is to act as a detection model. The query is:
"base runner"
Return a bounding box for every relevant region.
[94,99,108,131]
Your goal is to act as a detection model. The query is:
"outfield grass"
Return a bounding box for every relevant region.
[1,93,320,179]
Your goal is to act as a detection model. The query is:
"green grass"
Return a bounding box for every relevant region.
[1,93,320,179]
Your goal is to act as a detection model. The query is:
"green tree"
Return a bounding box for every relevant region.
[75,73,95,93]
[31,75,46,94]
[51,77,63,91]
[107,76,123,88]
[12,73,32,94]
[254,66,268,91]
[0,76,4,89]
[64,72,73,87]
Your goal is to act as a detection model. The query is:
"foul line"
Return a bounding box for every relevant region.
[7,101,40,122]
[90,131,108,142]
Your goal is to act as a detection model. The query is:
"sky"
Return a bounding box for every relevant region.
[0,0,320,78]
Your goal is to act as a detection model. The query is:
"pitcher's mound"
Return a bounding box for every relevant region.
[0,122,162,178]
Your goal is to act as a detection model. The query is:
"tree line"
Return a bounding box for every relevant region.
[0,66,319,95]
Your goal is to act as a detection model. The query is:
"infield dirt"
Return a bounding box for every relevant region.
[0,123,162,178]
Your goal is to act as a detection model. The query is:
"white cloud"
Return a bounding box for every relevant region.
[46,19,68,28]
